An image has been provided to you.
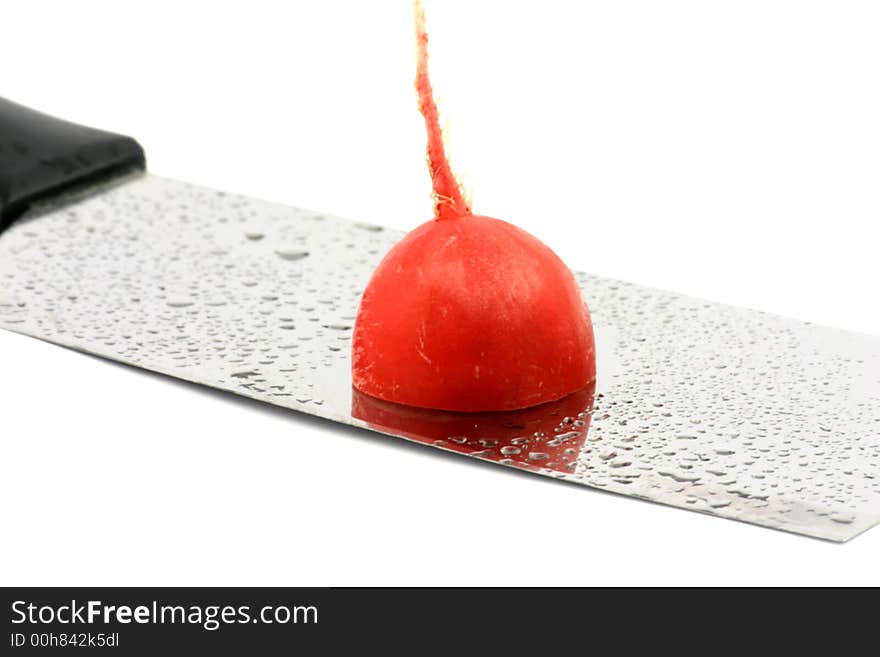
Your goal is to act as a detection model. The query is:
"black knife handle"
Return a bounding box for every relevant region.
[0,97,145,232]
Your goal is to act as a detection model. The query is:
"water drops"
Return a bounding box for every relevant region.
[354,222,384,232]
[598,449,617,461]
[275,249,309,262]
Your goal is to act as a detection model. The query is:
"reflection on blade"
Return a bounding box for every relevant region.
[352,383,595,475]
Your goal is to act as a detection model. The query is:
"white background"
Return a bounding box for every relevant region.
[2,0,880,585]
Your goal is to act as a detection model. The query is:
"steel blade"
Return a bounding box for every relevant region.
[2,173,879,541]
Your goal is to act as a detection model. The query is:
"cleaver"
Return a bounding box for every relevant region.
[2,98,880,542]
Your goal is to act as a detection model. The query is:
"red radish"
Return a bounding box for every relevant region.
[352,0,595,412]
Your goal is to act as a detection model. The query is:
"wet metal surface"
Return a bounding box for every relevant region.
[1,173,879,541]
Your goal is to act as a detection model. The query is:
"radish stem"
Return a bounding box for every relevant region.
[414,0,470,220]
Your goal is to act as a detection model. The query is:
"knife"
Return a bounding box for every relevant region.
[2,98,879,542]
